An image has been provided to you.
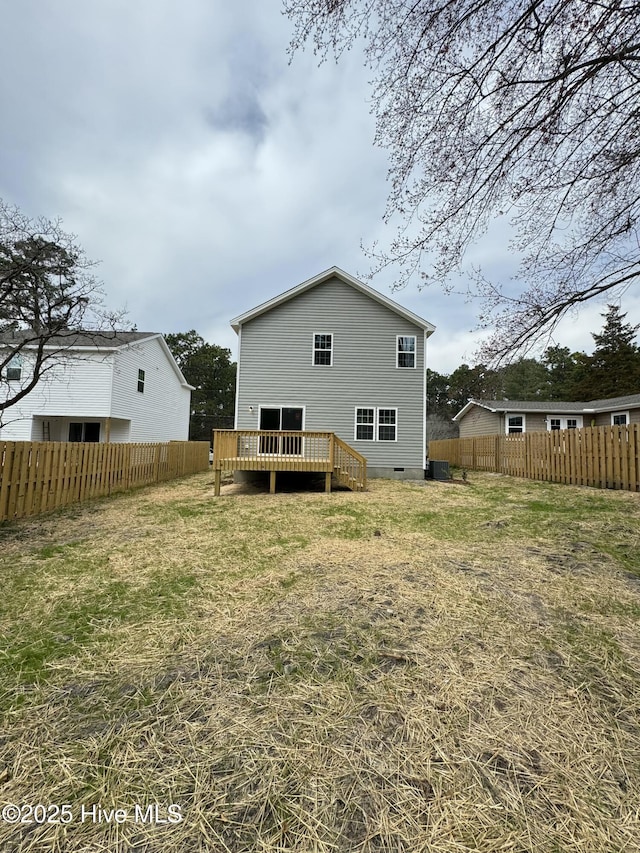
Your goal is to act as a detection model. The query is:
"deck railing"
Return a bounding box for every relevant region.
[212,430,367,494]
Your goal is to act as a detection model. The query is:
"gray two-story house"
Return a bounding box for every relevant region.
[228,267,435,482]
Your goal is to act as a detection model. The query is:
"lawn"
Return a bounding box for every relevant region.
[0,472,639,852]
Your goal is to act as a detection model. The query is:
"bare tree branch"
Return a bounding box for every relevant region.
[0,199,124,424]
[285,0,640,361]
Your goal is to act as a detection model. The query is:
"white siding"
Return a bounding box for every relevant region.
[1,337,190,443]
[0,351,114,441]
[110,337,190,442]
[236,276,426,471]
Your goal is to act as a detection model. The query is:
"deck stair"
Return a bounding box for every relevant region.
[212,429,367,495]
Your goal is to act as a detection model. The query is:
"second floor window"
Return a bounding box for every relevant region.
[137,369,145,393]
[397,336,416,368]
[313,333,333,366]
[5,355,22,381]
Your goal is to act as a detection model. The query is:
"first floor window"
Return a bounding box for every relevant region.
[355,407,397,441]
[612,412,628,426]
[356,408,374,441]
[506,414,524,434]
[378,408,397,441]
[397,335,416,368]
[69,422,100,442]
[313,333,333,366]
[547,415,583,431]
[137,368,145,393]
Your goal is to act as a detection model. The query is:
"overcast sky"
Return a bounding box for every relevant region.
[2,0,638,374]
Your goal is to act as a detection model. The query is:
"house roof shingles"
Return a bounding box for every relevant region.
[454,393,640,420]
[0,330,157,349]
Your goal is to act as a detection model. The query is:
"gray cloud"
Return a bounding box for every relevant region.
[1,0,634,374]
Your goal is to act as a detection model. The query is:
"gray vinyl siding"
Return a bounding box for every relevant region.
[458,406,500,437]
[522,413,547,433]
[235,276,426,470]
[594,407,640,427]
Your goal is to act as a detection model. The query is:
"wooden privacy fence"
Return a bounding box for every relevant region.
[0,440,210,522]
[429,425,640,492]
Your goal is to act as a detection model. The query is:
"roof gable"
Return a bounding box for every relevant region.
[230,267,436,335]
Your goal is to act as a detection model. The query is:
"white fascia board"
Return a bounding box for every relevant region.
[452,400,497,421]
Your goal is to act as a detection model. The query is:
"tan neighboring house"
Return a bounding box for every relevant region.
[454,393,640,438]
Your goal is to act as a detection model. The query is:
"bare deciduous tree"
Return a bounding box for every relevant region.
[284,0,640,361]
[1,200,122,423]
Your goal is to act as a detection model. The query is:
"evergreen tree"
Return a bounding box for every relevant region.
[447,364,502,413]
[426,369,451,419]
[165,331,237,441]
[574,306,640,399]
[541,346,586,401]
[501,358,550,400]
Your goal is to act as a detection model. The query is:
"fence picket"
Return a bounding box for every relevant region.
[430,425,640,492]
[0,441,209,522]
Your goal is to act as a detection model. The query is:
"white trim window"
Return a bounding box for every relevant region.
[505,413,525,434]
[5,355,22,381]
[355,407,397,441]
[313,333,333,366]
[355,407,375,441]
[137,368,145,393]
[548,415,583,431]
[396,335,416,368]
[612,412,629,426]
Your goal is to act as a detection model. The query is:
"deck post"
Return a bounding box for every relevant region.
[214,468,221,496]
[269,470,276,494]
[325,471,332,493]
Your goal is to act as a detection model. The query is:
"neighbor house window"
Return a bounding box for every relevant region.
[397,335,416,368]
[313,333,333,366]
[5,355,22,381]
[612,412,629,426]
[355,407,397,441]
[137,369,145,393]
[69,422,100,442]
[547,416,583,431]
[506,414,525,434]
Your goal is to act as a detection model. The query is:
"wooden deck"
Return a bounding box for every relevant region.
[212,430,367,495]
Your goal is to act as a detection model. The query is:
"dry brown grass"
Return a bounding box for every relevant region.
[0,472,639,852]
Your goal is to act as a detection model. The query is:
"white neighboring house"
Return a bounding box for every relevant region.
[0,331,193,443]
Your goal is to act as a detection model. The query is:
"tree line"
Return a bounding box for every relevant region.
[164,331,236,443]
[428,305,640,424]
